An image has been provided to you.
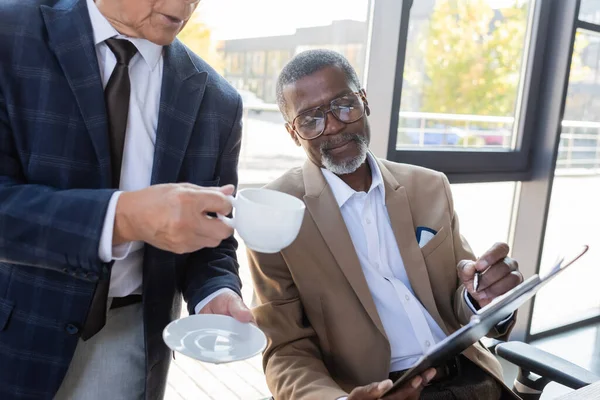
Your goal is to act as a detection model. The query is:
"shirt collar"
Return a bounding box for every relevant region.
[86,0,163,71]
[321,152,385,208]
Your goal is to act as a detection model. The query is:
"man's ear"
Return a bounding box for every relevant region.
[360,89,370,116]
[285,123,302,147]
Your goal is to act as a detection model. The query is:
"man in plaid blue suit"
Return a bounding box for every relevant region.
[0,0,253,399]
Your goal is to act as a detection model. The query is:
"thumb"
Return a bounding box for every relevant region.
[218,184,235,196]
[457,259,477,282]
[364,380,392,397]
[375,379,393,394]
[228,295,255,323]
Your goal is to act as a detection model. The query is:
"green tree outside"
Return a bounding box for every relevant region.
[413,0,589,118]
[420,0,528,117]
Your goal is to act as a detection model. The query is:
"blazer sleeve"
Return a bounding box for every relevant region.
[248,249,348,400]
[441,173,516,339]
[0,80,114,280]
[182,94,243,313]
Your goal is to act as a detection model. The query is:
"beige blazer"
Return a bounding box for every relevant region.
[248,157,516,400]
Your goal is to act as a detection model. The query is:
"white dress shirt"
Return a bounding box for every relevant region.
[322,154,513,397]
[322,153,448,372]
[89,0,227,311]
[88,0,161,298]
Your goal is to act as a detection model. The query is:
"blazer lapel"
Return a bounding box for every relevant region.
[151,40,208,185]
[41,0,111,187]
[302,160,387,340]
[378,160,450,334]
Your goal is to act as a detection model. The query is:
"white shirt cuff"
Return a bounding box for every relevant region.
[463,290,513,326]
[194,288,237,314]
[99,191,133,262]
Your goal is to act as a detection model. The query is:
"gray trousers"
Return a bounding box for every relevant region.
[54,302,146,400]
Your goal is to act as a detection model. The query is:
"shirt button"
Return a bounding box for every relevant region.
[365,218,372,224]
[425,340,431,347]
[405,295,410,301]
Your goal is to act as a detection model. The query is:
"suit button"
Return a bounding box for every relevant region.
[65,323,80,335]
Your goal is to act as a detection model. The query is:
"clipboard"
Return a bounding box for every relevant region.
[382,245,589,397]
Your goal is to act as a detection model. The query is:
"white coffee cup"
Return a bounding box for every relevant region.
[217,188,306,253]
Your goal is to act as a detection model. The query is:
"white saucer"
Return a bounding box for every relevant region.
[162,314,267,364]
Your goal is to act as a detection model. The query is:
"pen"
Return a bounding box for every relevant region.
[473,265,493,292]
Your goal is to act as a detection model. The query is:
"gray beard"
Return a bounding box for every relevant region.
[320,133,368,175]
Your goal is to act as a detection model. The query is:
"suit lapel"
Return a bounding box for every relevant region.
[302,160,387,340]
[151,40,207,185]
[41,0,111,186]
[378,160,449,334]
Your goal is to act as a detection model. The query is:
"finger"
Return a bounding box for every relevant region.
[194,183,235,193]
[478,271,523,300]
[474,242,510,271]
[195,217,234,242]
[387,376,422,399]
[457,260,477,283]
[362,379,393,399]
[374,379,393,395]
[473,260,513,292]
[195,190,233,216]
[228,295,255,323]
[218,184,235,196]
[350,381,382,399]
[422,368,437,384]
[505,257,519,272]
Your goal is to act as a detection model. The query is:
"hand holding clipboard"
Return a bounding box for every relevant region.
[381,245,589,398]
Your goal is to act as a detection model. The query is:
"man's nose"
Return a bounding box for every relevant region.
[321,111,345,136]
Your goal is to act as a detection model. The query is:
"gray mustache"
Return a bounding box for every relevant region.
[320,133,365,152]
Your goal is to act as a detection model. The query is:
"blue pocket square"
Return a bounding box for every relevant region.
[416,226,437,248]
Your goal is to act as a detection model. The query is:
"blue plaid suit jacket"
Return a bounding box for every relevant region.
[0,0,244,398]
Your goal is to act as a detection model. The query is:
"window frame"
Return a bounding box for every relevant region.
[385,0,549,183]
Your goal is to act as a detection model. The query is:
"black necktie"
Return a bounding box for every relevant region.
[81,38,137,341]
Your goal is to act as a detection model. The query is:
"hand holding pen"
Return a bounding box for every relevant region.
[457,242,524,308]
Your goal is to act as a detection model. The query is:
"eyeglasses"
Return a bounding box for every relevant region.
[289,91,368,140]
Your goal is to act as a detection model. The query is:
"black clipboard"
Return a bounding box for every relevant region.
[382,245,589,397]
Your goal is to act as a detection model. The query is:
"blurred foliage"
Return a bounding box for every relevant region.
[178,13,225,74]
[407,0,588,117]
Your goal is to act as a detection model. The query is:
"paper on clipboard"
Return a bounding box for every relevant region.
[382,245,589,398]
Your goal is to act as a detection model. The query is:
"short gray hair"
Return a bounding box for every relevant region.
[275,49,362,121]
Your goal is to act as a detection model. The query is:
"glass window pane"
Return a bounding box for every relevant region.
[451,182,516,256]
[530,29,600,335]
[579,0,600,25]
[397,0,534,151]
[179,0,371,185]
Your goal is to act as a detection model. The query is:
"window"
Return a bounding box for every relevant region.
[579,0,600,25]
[387,0,540,182]
[266,50,292,75]
[249,51,267,76]
[451,181,517,256]
[530,25,600,335]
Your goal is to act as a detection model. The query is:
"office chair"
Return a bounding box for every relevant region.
[485,339,600,400]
